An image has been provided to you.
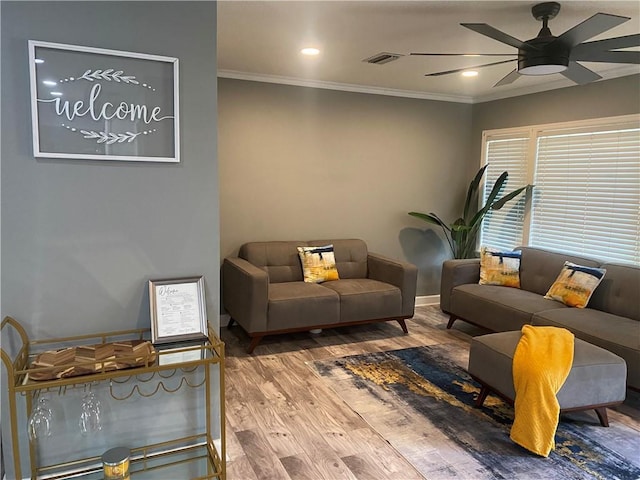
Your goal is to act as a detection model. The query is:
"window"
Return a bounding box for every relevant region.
[480,136,529,251]
[480,115,640,266]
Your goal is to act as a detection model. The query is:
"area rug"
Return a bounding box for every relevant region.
[310,345,640,480]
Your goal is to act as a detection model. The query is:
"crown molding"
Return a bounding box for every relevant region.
[217,70,475,104]
[218,66,640,105]
[473,65,640,103]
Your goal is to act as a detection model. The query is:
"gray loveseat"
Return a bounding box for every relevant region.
[222,239,418,353]
[440,246,640,389]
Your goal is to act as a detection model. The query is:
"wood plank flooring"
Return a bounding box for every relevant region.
[221,305,484,480]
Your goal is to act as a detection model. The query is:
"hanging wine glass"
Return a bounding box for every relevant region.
[27,393,53,442]
[79,386,103,435]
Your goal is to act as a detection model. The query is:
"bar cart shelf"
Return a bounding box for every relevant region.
[1,316,225,480]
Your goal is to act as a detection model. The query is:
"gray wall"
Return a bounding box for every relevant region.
[2,1,219,338]
[219,74,640,300]
[1,2,218,477]
[472,74,640,156]
[218,78,474,296]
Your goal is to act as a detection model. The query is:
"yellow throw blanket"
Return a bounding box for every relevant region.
[510,325,574,457]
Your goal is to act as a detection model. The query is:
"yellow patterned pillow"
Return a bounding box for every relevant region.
[544,262,606,308]
[297,245,340,283]
[479,247,521,288]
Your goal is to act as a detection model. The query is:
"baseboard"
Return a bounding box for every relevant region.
[415,295,440,306]
[220,295,440,328]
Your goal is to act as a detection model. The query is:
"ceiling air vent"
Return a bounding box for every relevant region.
[362,52,403,65]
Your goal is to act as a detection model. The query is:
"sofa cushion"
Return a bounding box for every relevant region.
[532,308,640,389]
[240,241,305,283]
[309,239,368,279]
[479,247,521,288]
[450,284,568,332]
[544,262,606,308]
[518,247,600,296]
[297,245,340,283]
[267,282,339,330]
[588,263,640,321]
[321,279,401,322]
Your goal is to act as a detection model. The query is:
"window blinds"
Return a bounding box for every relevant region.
[479,137,530,251]
[530,128,640,265]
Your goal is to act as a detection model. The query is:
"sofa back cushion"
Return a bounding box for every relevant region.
[589,263,640,321]
[308,239,368,279]
[518,247,600,296]
[239,239,369,283]
[240,241,305,283]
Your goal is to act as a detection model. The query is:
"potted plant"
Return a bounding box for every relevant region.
[409,165,533,259]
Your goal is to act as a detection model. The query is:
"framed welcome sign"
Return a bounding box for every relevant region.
[29,41,179,162]
[149,276,208,345]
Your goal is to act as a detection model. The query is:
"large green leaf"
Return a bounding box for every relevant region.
[409,211,456,254]
[450,218,466,240]
[408,212,450,231]
[408,165,533,259]
[463,164,488,222]
[492,185,533,210]
[468,171,509,228]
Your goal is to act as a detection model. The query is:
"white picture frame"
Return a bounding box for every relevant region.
[29,40,180,162]
[149,276,208,345]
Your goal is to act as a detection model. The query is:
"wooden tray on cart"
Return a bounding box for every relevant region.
[28,340,156,381]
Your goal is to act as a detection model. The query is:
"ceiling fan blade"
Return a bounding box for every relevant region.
[410,53,516,57]
[461,23,528,50]
[551,13,630,48]
[561,61,602,85]
[424,59,516,77]
[572,34,640,55]
[494,69,521,87]
[571,50,640,64]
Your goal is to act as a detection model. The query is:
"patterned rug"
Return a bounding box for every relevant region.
[311,345,640,480]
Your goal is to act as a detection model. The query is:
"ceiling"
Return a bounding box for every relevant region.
[217,1,640,103]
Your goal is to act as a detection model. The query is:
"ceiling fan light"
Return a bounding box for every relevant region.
[519,63,567,75]
[517,32,570,76]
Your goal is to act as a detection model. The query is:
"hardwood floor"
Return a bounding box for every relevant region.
[221,305,485,480]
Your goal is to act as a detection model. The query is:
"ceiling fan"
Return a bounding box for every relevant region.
[409,2,640,87]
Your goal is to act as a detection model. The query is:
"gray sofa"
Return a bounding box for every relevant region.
[222,239,418,352]
[440,247,640,390]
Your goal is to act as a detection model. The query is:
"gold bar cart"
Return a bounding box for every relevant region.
[1,316,225,480]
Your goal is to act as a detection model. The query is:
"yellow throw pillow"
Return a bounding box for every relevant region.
[479,247,521,288]
[544,261,606,308]
[297,245,340,284]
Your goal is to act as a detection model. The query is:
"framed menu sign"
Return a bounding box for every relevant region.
[29,40,179,162]
[149,276,208,345]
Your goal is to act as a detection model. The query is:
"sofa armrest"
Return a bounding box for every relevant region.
[440,259,480,313]
[368,253,418,317]
[222,257,269,333]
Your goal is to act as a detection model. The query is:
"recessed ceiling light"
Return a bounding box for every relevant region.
[34,58,44,64]
[462,70,479,77]
[301,47,320,56]
[42,80,57,86]
[50,91,63,96]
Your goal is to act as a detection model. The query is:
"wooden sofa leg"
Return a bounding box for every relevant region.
[227,318,235,328]
[447,315,458,329]
[247,335,264,354]
[397,319,409,334]
[475,385,490,407]
[594,407,609,427]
